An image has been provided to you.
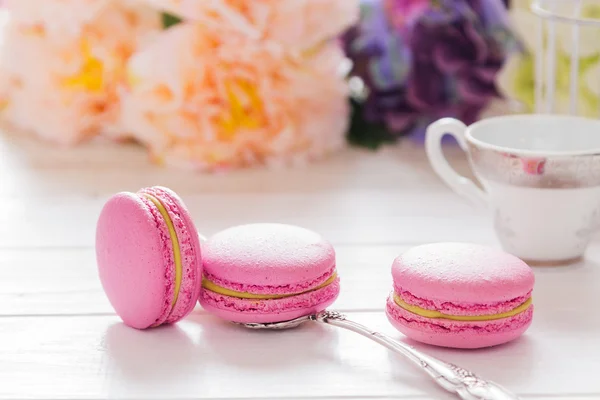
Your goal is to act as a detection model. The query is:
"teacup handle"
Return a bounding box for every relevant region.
[426,118,488,208]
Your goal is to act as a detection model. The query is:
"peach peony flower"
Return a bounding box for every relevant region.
[0,0,161,144]
[144,0,359,50]
[120,23,349,170]
[4,0,111,39]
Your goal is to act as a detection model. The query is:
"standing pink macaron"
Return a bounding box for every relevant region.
[199,223,340,324]
[96,186,202,329]
[386,242,535,349]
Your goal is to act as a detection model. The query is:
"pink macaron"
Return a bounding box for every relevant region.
[199,223,340,324]
[96,186,202,329]
[386,242,535,349]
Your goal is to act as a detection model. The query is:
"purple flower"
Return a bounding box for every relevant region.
[344,0,517,142]
[383,0,431,32]
[408,8,506,110]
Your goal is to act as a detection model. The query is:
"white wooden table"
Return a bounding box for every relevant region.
[1,130,599,400]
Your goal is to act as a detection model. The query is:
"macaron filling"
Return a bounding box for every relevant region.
[201,277,340,323]
[393,292,532,322]
[395,287,531,316]
[142,193,183,312]
[202,271,338,300]
[386,296,533,337]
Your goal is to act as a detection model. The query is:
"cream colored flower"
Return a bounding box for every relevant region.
[120,23,349,170]
[144,0,359,50]
[0,0,161,144]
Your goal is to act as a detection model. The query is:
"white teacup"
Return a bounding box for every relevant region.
[426,114,600,264]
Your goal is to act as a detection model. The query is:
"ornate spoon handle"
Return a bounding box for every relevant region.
[314,311,520,400]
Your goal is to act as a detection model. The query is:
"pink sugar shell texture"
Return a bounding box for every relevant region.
[386,243,535,349]
[199,223,340,323]
[96,186,202,329]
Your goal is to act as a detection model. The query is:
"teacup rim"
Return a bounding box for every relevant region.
[466,114,600,157]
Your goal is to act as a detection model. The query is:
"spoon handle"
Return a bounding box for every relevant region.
[313,311,520,400]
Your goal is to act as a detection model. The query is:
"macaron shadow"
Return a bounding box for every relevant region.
[103,323,203,386]
[531,259,600,333]
[191,312,413,393]
[385,333,536,390]
[191,313,339,371]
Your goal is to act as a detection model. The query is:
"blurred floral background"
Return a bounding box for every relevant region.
[498,0,600,119]
[0,0,597,171]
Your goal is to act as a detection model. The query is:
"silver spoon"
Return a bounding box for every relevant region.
[239,310,520,400]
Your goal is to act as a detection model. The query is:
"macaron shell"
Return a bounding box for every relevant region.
[96,192,173,329]
[200,277,340,323]
[141,187,202,324]
[202,223,335,289]
[386,296,533,349]
[392,243,535,303]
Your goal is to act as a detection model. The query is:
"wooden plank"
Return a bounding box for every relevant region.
[0,245,401,315]
[0,151,463,196]
[0,192,492,248]
[4,243,600,318]
[3,123,598,399]
[0,131,474,197]
[1,311,598,399]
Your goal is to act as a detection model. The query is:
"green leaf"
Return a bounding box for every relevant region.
[346,99,396,150]
[162,12,182,29]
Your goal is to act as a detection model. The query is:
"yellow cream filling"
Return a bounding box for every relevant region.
[393,293,532,322]
[143,194,182,310]
[202,272,338,300]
